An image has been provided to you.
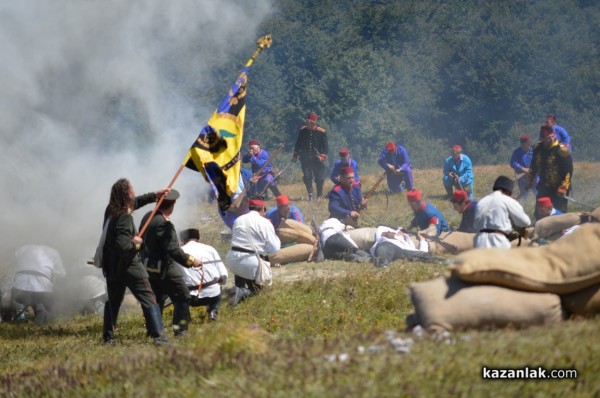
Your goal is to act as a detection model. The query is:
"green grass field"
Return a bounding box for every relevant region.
[1,163,599,397]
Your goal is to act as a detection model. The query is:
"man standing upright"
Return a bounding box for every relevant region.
[377,142,413,192]
[510,134,535,201]
[528,125,573,214]
[443,145,474,199]
[140,189,202,337]
[293,113,329,201]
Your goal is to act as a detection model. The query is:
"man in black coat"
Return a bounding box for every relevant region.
[293,113,329,201]
[140,189,201,337]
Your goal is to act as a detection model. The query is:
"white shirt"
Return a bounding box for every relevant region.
[12,245,65,293]
[474,190,531,248]
[178,241,228,298]
[370,226,428,256]
[226,211,281,280]
[318,218,358,248]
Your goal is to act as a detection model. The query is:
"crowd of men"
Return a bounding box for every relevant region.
[2,112,578,345]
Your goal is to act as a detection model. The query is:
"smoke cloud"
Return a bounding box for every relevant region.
[0,1,274,271]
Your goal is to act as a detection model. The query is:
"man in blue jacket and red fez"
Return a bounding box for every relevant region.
[328,166,368,227]
[407,188,451,236]
[242,139,281,198]
[378,142,413,193]
[330,148,360,185]
[443,145,474,200]
[450,189,477,233]
[265,194,305,229]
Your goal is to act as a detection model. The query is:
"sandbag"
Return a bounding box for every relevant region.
[280,219,314,236]
[346,228,377,251]
[561,284,600,317]
[428,231,475,255]
[269,243,314,265]
[592,206,600,222]
[277,228,316,245]
[531,212,582,241]
[449,223,600,294]
[409,276,563,332]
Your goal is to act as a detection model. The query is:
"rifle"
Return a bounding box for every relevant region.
[258,161,294,196]
[363,171,387,201]
[231,144,284,207]
[308,217,323,262]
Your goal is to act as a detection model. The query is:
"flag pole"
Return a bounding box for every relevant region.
[137,34,272,238]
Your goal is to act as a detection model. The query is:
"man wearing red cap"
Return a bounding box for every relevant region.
[265,194,304,229]
[292,113,329,201]
[226,198,281,306]
[545,114,572,151]
[377,142,413,192]
[328,166,367,226]
[406,189,450,236]
[528,124,573,214]
[330,148,360,185]
[535,196,563,221]
[242,140,281,198]
[450,189,477,233]
[509,134,536,201]
[443,145,474,199]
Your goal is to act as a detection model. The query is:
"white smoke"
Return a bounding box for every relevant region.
[0,1,274,269]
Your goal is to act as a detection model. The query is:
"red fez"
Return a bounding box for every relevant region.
[520,134,531,142]
[406,189,422,202]
[249,198,265,207]
[451,190,469,203]
[248,139,260,147]
[385,142,396,151]
[339,148,349,156]
[276,194,290,206]
[546,114,556,121]
[308,113,318,121]
[340,166,354,176]
[537,197,553,208]
[452,145,462,151]
[540,124,554,138]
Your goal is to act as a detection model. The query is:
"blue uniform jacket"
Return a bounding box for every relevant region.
[510,146,533,174]
[328,183,363,220]
[242,149,273,178]
[330,158,360,184]
[265,205,305,229]
[443,154,474,186]
[377,145,411,172]
[458,201,477,233]
[409,202,451,236]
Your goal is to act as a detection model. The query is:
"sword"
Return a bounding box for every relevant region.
[565,195,597,210]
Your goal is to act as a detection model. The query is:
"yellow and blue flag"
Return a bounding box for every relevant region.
[183,67,249,214]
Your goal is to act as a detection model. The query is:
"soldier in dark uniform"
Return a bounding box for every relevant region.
[528,124,573,215]
[101,178,170,345]
[292,113,329,201]
[139,189,202,337]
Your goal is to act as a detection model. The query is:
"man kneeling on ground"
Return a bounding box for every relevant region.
[178,228,228,321]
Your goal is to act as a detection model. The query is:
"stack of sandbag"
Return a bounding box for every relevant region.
[346,227,377,251]
[270,219,316,265]
[530,212,584,242]
[448,222,600,319]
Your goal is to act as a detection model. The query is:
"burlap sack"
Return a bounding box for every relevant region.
[268,243,314,265]
[346,228,377,251]
[449,223,600,294]
[428,231,475,255]
[531,212,582,241]
[280,219,314,236]
[591,206,600,222]
[277,228,316,245]
[409,276,563,332]
[561,284,600,317]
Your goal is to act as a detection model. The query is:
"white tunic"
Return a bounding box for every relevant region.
[179,241,228,298]
[369,226,428,256]
[12,245,65,293]
[226,211,281,280]
[318,218,358,248]
[473,190,531,248]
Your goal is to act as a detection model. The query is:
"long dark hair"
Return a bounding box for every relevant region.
[107,178,132,219]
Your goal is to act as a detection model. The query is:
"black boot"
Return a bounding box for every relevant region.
[173,301,190,337]
[34,303,47,324]
[102,300,117,344]
[143,303,170,346]
[229,287,253,307]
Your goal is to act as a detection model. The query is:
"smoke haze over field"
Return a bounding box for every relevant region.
[0,1,274,269]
